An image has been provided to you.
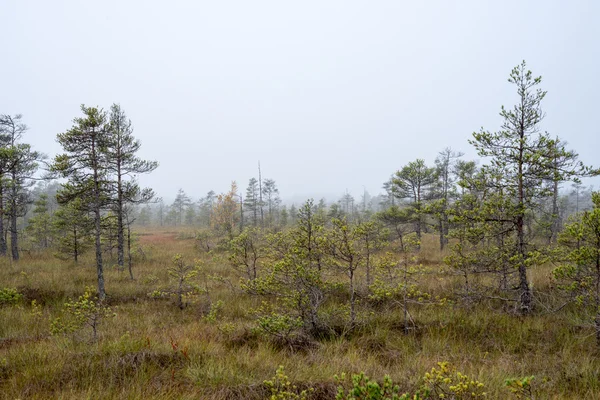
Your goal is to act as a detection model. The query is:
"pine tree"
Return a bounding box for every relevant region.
[469,61,596,313]
[171,189,191,226]
[431,148,463,250]
[184,202,197,225]
[137,205,152,226]
[554,192,600,346]
[0,114,42,260]
[280,205,289,228]
[53,198,94,263]
[244,178,260,226]
[211,182,240,240]
[26,194,54,250]
[253,200,328,337]
[105,104,157,272]
[155,197,165,226]
[52,105,111,299]
[198,190,215,227]
[263,179,281,228]
[391,159,437,245]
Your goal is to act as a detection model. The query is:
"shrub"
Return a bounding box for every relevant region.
[505,376,535,399]
[50,286,115,341]
[0,288,22,306]
[265,365,313,400]
[421,361,486,398]
[335,372,405,400]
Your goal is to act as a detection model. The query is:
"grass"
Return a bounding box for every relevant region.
[1,228,599,399]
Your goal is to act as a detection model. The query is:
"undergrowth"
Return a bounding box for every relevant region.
[0,229,598,399]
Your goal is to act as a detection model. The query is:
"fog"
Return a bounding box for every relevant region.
[1,0,598,202]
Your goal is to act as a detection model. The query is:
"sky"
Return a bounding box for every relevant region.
[1,0,599,203]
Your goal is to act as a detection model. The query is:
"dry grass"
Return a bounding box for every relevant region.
[1,228,599,399]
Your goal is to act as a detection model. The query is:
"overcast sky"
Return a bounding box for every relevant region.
[1,0,598,203]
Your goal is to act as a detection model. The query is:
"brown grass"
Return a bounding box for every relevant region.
[0,228,599,399]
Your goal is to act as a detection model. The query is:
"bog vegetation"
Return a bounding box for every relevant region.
[1,62,600,399]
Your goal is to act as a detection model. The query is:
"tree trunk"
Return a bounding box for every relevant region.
[415,206,422,249]
[73,226,78,263]
[439,217,445,251]
[0,183,6,256]
[92,137,105,301]
[116,164,124,270]
[177,276,184,309]
[239,194,244,232]
[9,168,19,261]
[442,211,449,248]
[594,250,600,348]
[349,267,355,328]
[95,206,105,300]
[258,162,264,227]
[549,178,560,244]
[517,225,532,315]
[365,244,371,287]
[517,123,531,314]
[403,260,409,335]
[10,211,18,261]
[127,222,134,280]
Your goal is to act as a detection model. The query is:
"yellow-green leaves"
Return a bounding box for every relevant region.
[50,286,115,341]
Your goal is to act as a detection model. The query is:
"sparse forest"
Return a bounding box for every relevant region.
[1,63,600,399]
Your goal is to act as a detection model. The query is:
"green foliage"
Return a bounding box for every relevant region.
[264,365,313,400]
[50,286,115,341]
[336,362,488,400]
[195,228,215,253]
[30,300,43,318]
[26,194,55,249]
[252,302,304,342]
[335,372,406,400]
[464,61,596,313]
[51,105,113,299]
[421,362,486,399]
[369,252,436,305]
[228,227,265,281]
[142,274,160,285]
[0,288,22,306]
[326,217,366,327]
[162,254,204,310]
[392,159,438,205]
[505,376,535,399]
[52,198,94,262]
[171,189,191,226]
[355,220,388,286]
[0,113,42,261]
[554,192,600,344]
[100,212,119,259]
[244,177,262,227]
[203,300,224,324]
[251,200,329,338]
[147,253,215,311]
[376,206,415,244]
[391,159,438,242]
[369,234,445,333]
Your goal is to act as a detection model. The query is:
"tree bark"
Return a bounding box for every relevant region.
[73,226,78,263]
[94,206,105,300]
[92,137,105,300]
[517,108,531,314]
[127,221,134,280]
[439,217,445,251]
[10,171,19,261]
[10,211,18,261]
[549,178,560,244]
[258,162,264,227]
[116,163,124,270]
[0,183,6,256]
